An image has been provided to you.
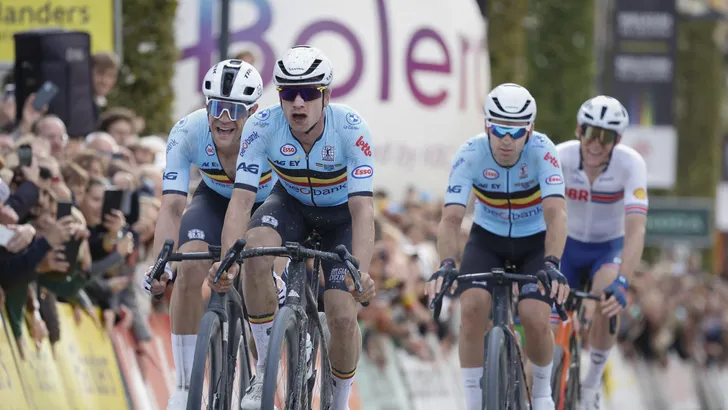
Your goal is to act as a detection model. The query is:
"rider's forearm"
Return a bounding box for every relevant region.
[151,199,184,258]
[350,198,375,273]
[220,190,252,255]
[620,214,646,281]
[543,205,567,259]
[436,217,461,263]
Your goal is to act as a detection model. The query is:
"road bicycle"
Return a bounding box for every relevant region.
[551,289,616,410]
[208,238,367,410]
[431,265,568,410]
[147,238,252,410]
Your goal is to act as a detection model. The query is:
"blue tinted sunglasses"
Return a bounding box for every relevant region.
[207,99,252,121]
[489,124,529,139]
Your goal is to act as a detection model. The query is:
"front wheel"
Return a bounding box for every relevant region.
[483,326,509,410]
[261,306,302,410]
[187,312,224,410]
[551,344,565,408]
[564,337,581,410]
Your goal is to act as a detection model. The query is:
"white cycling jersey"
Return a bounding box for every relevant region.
[557,140,648,243]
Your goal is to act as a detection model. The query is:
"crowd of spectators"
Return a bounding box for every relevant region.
[617,252,728,369]
[0,51,166,361]
[2,44,726,400]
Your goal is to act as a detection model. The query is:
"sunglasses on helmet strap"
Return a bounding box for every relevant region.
[207,99,252,121]
[277,86,327,102]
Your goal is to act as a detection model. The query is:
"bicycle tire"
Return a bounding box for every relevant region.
[483,326,509,410]
[307,312,333,410]
[262,306,302,410]
[564,337,581,410]
[187,312,224,410]
[227,317,252,409]
[551,344,565,407]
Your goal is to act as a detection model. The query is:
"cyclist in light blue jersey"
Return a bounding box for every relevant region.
[208,46,377,410]
[142,60,279,410]
[426,83,569,410]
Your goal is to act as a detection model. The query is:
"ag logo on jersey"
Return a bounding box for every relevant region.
[345,112,361,126]
[545,174,563,185]
[352,165,373,179]
[633,188,647,200]
[280,144,297,156]
[483,168,499,180]
[205,144,214,156]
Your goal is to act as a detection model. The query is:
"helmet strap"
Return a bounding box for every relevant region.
[304,100,326,135]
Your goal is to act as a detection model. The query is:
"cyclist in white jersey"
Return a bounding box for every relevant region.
[555,96,648,410]
[208,46,376,410]
[141,60,278,410]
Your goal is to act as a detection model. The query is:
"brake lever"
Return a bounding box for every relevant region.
[603,290,618,335]
[344,260,369,308]
[213,238,246,284]
[148,239,174,300]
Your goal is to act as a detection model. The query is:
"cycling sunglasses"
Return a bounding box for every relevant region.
[207,99,252,121]
[277,86,327,102]
[488,124,530,139]
[581,125,619,145]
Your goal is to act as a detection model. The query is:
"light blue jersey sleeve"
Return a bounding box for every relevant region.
[444,138,480,206]
[234,119,269,192]
[162,113,203,196]
[338,108,374,197]
[530,133,565,199]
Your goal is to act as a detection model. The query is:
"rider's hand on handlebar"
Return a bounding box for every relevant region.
[538,257,569,305]
[425,258,458,303]
[144,264,173,296]
[208,261,239,293]
[601,274,628,318]
[345,270,376,303]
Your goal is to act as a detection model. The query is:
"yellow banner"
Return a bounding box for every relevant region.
[14,319,71,409]
[0,0,116,62]
[54,304,128,410]
[0,313,28,410]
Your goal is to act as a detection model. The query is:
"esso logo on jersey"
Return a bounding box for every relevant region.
[280,144,297,156]
[205,144,214,156]
[483,168,499,180]
[545,174,563,185]
[352,165,373,179]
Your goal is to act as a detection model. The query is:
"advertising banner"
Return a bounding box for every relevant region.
[611,0,677,189]
[174,0,490,198]
[0,0,118,63]
[0,313,28,410]
[55,304,129,410]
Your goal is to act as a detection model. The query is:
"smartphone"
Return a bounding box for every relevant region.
[2,84,14,102]
[57,200,73,219]
[32,81,59,111]
[64,238,81,270]
[17,144,32,167]
[0,225,14,247]
[102,188,124,219]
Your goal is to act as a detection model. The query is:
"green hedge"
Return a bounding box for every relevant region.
[487,0,529,86]
[674,20,722,198]
[107,0,178,135]
[525,1,595,144]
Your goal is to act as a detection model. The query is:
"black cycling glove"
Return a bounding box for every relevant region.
[536,256,567,296]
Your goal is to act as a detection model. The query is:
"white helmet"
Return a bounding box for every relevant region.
[202,59,263,104]
[273,46,333,87]
[577,95,629,135]
[484,83,537,123]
